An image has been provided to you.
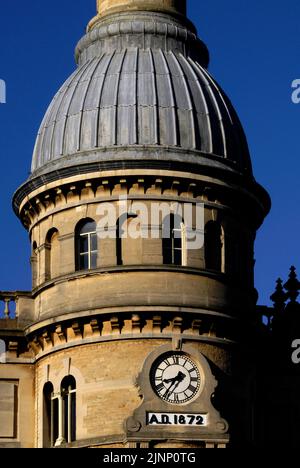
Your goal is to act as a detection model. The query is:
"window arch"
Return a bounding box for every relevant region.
[43,382,56,448]
[61,376,76,444]
[162,214,186,266]
[205,221,223,272]
[75,219,98,271]
[45,228,60,280]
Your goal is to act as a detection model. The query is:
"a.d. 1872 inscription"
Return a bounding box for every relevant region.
[147,412,207,427]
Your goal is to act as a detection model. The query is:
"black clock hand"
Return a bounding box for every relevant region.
[166,373,186,398]
[163,376,178,384]
[165,381,178,399]
[163,371,185,384]
[163,376,179,399]
[165,372,186,399]
[167,379,181,398]
[176,371,186,383]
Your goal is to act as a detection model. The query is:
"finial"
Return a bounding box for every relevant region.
[270,278,287,312]
[284,266,300,303]
[89,0,187,31]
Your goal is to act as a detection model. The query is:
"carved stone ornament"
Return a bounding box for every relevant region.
[125,343,229,445]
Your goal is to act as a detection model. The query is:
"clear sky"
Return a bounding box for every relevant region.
[0,0,299,305]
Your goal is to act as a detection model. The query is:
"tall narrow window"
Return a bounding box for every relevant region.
[61,376,76,444]
[51,393,59,446]
[45,229,59,280]
[116,216,123,266]
[116,213,138,266]
[76,219,97,271]
[31,241,38,288]
[162,214,185,266]
[43,382,55,448]
[205,221,223,272]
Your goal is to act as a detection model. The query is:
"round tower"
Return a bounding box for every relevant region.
[13,0,270,448]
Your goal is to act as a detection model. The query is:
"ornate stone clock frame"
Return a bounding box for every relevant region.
[125,343,229,447]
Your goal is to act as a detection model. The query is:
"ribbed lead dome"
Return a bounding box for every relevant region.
[31,11,252,176]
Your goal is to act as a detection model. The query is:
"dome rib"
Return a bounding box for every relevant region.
[168,51,196,149]
[180,55,226,157]
[94,51,116,148]
[196,62,228,158]
[156,48,178,147]
[200,64,235,160]
[32,67,81,170]
[74,58,102,153]
[99,49,127,146]
[51,60,93,161]
[114,48,128,146]
[142,48,159,145]
[177,54,213,153]
[58,62,89,157]
[117,47,139,145]
[198,63,251,169]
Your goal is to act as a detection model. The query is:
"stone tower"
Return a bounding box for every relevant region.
[5,0,270,448]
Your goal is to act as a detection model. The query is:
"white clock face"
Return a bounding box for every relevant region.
[151,354,201,404]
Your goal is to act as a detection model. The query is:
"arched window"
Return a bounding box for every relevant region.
[75,219,97,271]
[44,376,76,447]
[43,382,56,448]
[61,376,76,444]
[205,221,223,272]
[116,213,138,266]
[45,228,60,280]
[31,241,38,287]
[162,214,186,266]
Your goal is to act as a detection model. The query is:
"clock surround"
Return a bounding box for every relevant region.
[125,343,229,446]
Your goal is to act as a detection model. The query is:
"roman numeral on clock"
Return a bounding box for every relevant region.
[188,384,197,393]
[156,382,165,393]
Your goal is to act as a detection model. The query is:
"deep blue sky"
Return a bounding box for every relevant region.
[0,0,299,305]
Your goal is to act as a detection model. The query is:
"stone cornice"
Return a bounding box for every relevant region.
[26,310,239,361]
[13,169,270,231]
[25,304,237,334]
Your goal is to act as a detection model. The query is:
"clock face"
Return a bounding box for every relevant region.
[151,354,201,404]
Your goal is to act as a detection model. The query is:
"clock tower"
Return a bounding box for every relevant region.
[9,0,270,448]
